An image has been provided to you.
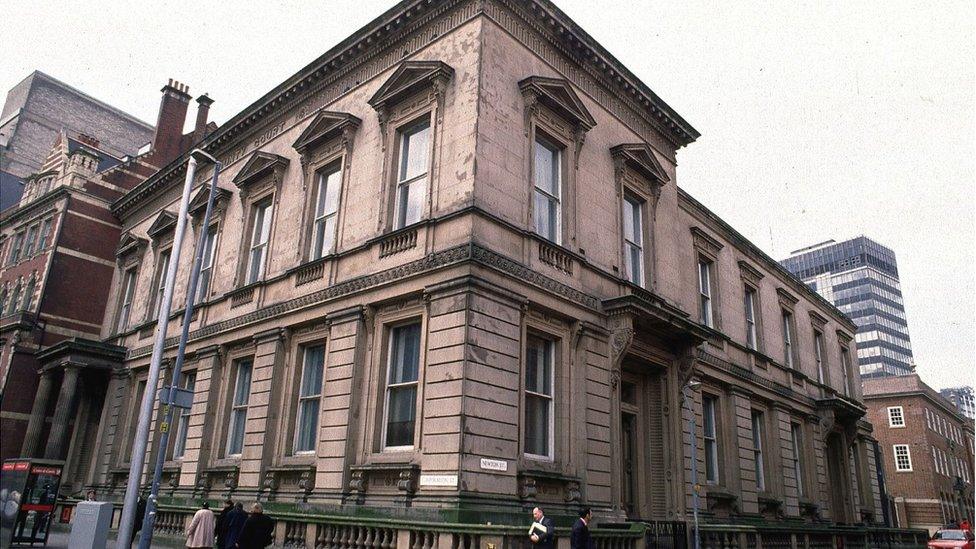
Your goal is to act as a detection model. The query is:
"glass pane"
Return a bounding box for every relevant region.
[322,168,342,215]
[628,245,642,284]
[321,216,336,255]
[229,410,245,454]
[235,362,252,405]
[296,398,319,452]
[534,192,556,241]
[524,394,550,456]
[399,178,426,227]
[698,261,709,296]
[259,203,273,243]
[389,324,421,384]
[534,139,558,195]
[525,336,552,395]
[251,204,267,245]
[301,346,325,397]
[399,120,431,182]
[703,398,715,436]
[386,385,417,447]
[705,442,717,481]
[248,247,264,283]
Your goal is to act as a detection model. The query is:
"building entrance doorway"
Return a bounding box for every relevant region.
[617,367,666,520]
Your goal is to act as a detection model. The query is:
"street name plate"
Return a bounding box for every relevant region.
[420,474,458,487]
[480,458,508,472]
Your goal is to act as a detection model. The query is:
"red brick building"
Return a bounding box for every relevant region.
[0,79,215,495]
[863,374,975,534]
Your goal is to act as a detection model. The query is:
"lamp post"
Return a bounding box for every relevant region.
[683,379,702,549]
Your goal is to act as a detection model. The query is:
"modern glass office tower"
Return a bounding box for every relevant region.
[781,236,914,378]
[940,386,976,421]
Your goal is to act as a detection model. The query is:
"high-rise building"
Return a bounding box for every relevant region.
[940,386,976,421]
[781,236,914,378]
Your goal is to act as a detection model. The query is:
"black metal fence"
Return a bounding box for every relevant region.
[642,520,688,548]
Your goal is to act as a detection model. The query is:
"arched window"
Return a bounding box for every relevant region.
[21,274,36,312]
[6,279,22,315]
[0,284,8,313]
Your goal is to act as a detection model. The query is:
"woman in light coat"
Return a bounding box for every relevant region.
[186,501,216,549]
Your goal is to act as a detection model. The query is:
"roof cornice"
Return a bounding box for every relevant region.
[677,187,857,332]
[113,0,698,218]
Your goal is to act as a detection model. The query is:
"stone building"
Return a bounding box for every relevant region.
[86,0,919,545]
[0,71,155,180]
[863,374,975,534]
[0,79,215,492]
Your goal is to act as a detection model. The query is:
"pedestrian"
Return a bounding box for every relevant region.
[570,507,595,549]
[85,489,96,501]
[215,500,234,549]
[528,506,555,549]
[131,495,147,546]
[224,502,248,549]
[236,502,275,549]
[186,501,216,548]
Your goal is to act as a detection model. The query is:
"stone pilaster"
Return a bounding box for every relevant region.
[21,369,55,457]
[179,345,222,488]
[44,364,82,459]
[809,414,831,521]
[89,369,130,486]
[239,328,287,490]
[315,307,366,499]
[771,403,800,517]
[729,387,758,515]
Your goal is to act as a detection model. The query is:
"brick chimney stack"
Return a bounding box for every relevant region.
[152,78,191,164]
[194,94,214,140]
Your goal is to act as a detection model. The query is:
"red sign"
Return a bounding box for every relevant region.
[20,504,55,512]
[60,506,73,524]
[1,461,29,471]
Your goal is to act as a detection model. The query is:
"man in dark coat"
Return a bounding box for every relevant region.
[236,502,275,549]
[570,508,595,549]
[224,502,248,549]
[215,500,234,549]
[130,495,147,546]
[528,506,555,549]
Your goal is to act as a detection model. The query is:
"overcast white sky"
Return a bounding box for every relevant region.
[2,1,973,389]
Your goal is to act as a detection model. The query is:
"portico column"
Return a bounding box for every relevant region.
[21,369,56,457]
[44,363,82,459]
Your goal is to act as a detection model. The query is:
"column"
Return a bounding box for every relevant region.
[21,370,55,457]
[44,364,82,459]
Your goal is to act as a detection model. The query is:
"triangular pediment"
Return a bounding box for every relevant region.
[368,60,454,111]
[232,151,289,189]
[116,232,148,258]
[610,143,670,185]
[188,185,233,217]
[146,210,177,239]
[292,110,361,155]
[519,76,596,131]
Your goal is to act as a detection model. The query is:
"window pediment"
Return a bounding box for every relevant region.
[232,151,289,190]
[188,185,232,218]
[367,60,454,113]
[292,110,361,157]
[519,76,596,132]
[777,287,799,308]
[146,211,177,240]
[116,232,148,259]
[738,260,765,285]
[691,226,724,257]
[611,143,670,186]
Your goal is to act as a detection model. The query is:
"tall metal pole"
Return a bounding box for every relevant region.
[117,154,201,547]
[139,153,221,549]
[684,383,701,549]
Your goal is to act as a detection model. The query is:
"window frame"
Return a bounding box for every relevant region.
[887,406,906,428]
[115,267,138,332]
[622,193,645,286]
[531,133,564,244]
[7,231,24,265]
[21,224,38,258]
[703,394,721,485]
[751,410,767,492]
[225,358,254,457]
[781,309,796,369]
[813,330,827,385]
[698,257,715,328]
[380,320,424,452]
[523,332,556,461]
[196,224,220,302]
[171,371,197,460]
[744,285,759,350]
[244,198,274,285]
[309,162,344,260]
[149,247,172,321]
[293,344,326,455]
[392,117,433,230]
[790,422,805,496]
[893,444,912,472]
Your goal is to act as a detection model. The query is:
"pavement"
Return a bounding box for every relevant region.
[31,527,187,548]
